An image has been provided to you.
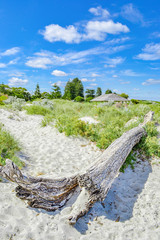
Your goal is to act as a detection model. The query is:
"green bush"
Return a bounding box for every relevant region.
[85,96,94,102]
[131,99,140,104]
[74,96,84,102]
[0,100,5,105]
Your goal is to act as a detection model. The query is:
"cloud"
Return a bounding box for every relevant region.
[89,6,110,19]
[26,57,53,69]
[113,89,120,93]
[84,20,129,41]
[81,78,96,82]
[8,58,19,65]
[91,73,100,77]
[26,44,129,69]
[120,81,130,84]
[112,74,118,78]
[51,81,66,87]
[90,83,97,86]
[51,70,68,76]
[81,78,89,82]
[1,47,20,56]
[39,24,81,43]
[121,3,144,25]
[39,7,129,44]
[142,78,160,86]
[8,71,25,77]
[121,69,140,76]
[0,63,7,68]
[104,37,130,45]
[8,77,28,86]
[104,56,125,68]
[136,43,160,60]
[151,32,160,38]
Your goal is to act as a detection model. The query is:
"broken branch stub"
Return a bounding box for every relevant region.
[0,111,154,224]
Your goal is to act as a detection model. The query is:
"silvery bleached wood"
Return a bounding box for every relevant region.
[0,111,154,224]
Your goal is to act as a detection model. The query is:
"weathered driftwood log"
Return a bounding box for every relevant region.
[0,111,154,224]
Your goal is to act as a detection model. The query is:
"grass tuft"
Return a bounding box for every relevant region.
[0,124,24,168]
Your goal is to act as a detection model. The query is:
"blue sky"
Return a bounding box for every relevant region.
[0,0,160,100]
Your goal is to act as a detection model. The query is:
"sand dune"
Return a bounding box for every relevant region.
[0,109,160,240]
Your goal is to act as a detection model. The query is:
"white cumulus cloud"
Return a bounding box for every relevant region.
[26,57,53,69]
[8,77,28,86]
[51,70,68,76]
[136,43,160,60]
[39,7,129,44]
[84,20,129,41]
[39,24,81,43]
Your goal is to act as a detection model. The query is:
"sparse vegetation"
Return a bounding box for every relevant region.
[0,124,24,168]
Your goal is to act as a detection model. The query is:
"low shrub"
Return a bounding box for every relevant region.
[85,96,94,102]
[3,96,25,111]
[25,105,52,116]
[74,96,84,102]
[33,99,54,110]
[131,99,140,104]
[0,100,5,105]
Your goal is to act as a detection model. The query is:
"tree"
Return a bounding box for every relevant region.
[63,78,84,100]
[63,81,74,100]
[0,83,10,94]
[72,78,84,98]
[119,93,129,99]
[105,89,112,94]
[51,84,62,99]
[41,92,51,99]
[85,89,95,98]
[96,87,102,97]
[34,83,41,99]
[11,87,31,101]
[0,84,31,101]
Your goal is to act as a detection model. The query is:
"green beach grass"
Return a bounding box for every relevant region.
[0,124,24,169]
[24,99,160,172]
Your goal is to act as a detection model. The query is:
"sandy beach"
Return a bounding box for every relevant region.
[0,108,160,240]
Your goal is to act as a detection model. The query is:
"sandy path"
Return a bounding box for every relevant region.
[0,109,160,240]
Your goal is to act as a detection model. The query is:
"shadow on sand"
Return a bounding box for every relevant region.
[26,159,152,235]
[73,160,152,234]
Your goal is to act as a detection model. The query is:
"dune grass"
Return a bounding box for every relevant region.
[0,124,24,169]
[24,99,160,171]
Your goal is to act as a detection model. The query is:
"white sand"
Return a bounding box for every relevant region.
[79,117,99,125]
[0,109,160,240]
